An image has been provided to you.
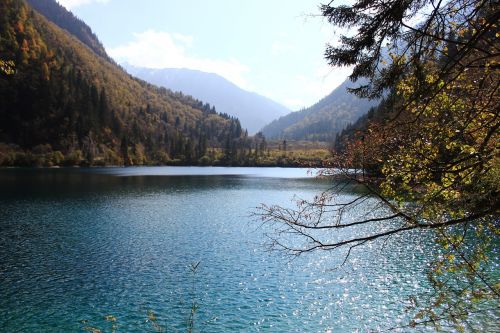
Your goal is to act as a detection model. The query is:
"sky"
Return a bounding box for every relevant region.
[56,0,353,110]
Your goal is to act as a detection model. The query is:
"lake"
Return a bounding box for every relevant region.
[0,167,494,332]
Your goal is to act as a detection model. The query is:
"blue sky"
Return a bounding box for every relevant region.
[57,0,352,110]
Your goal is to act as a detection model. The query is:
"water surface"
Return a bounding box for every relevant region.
[0,167,493,332]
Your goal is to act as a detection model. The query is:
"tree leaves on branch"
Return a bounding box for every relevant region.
[256,0,499,330]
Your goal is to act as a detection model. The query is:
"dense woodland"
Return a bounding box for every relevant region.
[1,0,305,167]
[0,0,332,168]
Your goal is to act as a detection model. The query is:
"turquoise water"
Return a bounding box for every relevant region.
[0,167,492,332]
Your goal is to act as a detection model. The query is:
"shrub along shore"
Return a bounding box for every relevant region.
[0,142,331,168]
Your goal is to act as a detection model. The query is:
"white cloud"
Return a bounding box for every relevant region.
[57,0,110,9]
[108,30,250,88]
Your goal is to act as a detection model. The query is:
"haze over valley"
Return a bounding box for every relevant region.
[123,64,291,134]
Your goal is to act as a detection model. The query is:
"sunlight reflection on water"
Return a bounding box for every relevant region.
[0,167,495,332]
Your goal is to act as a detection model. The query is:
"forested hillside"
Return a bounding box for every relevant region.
[332,95,394,152]
[25,0,110,60]
[124,65,290,134]
[0,0,245,166]
[261,78,376,141]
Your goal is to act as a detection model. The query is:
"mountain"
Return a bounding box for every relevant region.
[25,0,110,60]
[261,79,377,141]
[333,94,394,152]
[0,0,243,166]
[123,65,291,134]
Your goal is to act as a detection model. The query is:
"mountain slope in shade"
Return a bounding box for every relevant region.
[26,0,110,60]
[123,65,291,134]
[0,0,242,165]
[261,79,377,141]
